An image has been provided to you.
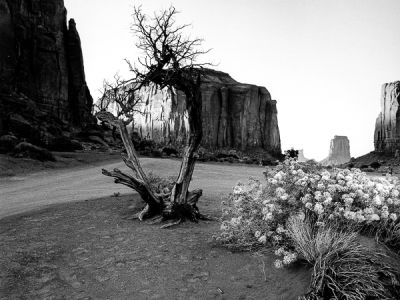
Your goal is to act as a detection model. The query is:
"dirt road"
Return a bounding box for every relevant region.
[0,158,265,220]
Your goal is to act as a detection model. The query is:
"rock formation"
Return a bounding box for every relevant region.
[374,81,400,153]
[0,0,94,150]
[297,149,308,162]
[321,136,351,166]
[133,69,281,155]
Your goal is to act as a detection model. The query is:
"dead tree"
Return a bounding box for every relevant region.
[95,74,144,137]
[96,6,211,226]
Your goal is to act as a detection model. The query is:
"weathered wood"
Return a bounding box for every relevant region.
[171,79,203,205]
[97,111,161,212]
[96,107,206,223]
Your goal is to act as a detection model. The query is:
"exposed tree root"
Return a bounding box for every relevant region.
[97,106,208,228]
[160,218,182,229]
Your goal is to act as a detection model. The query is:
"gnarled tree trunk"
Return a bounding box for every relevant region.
[96,85,207,225]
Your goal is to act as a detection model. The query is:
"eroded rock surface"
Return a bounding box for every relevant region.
[374,81,400,153]
[0,0,95,151]
[134,69,281,155]
[321,135,351,166]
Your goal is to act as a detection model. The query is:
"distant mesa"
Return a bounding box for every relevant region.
[132,69,282,156]
[320,135,351,166]
[297,149,309,162]
[374,81,400,154]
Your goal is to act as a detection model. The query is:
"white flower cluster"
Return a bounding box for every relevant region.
[217,158,400,269]
[297,168,400,223]
[273,247,298,268]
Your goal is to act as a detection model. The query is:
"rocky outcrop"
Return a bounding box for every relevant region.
[134,69,281,155]
[0,0,93,134]
[374,81,400,153]
[321,136,351,166]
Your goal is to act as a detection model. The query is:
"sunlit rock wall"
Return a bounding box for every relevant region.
[134,69,281,155]
[321,135,351,165]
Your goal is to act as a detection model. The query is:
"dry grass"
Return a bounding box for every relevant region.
[287,216,400,300]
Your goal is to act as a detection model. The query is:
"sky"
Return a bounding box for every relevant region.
[64,0,400,160]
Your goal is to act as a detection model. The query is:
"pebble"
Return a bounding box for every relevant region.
[187,277,200,283]
[71,281,82,288]
[207,289,221,297]
[36,273,55,283]
[95,275,110,282]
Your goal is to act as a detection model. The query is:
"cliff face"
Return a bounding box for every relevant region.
[0,0,93,127]
[321,135,351,166]
[134,70,281,155]
[374,81,400,153]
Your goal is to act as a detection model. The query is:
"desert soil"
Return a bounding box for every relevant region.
[0,156,310,299]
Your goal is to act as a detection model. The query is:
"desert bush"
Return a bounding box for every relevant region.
[370,161,381,169]
[301,234,400,299]
[216,158,400,297]
[218,159,400,251]
[284,148,299,159]
[289,215,400,299]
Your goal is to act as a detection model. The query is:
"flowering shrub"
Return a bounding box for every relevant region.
[216,159,400,267]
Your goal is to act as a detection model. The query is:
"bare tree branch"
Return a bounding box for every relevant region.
[96,5,214,223]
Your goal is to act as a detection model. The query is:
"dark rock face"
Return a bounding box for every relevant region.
[0,0,93,131]
[0,134,18,153]
[321,136,351,166]
[135,70,281,155]
[374,81,400,153]
[66,18,93,126]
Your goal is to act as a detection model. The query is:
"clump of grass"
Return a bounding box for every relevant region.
[378,222,400,255]
[286,215,359,263]
[287,216,400,300]
[147,172,175,194]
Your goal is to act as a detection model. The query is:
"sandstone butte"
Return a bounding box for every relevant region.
[374,81,400,154]
[297,149,309,162]
[133,69,282,156]
[321,135,351,166]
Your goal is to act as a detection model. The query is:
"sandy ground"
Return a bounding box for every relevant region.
[0,156,311,299]
[0,157,264,220]
[0,194,311,300]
